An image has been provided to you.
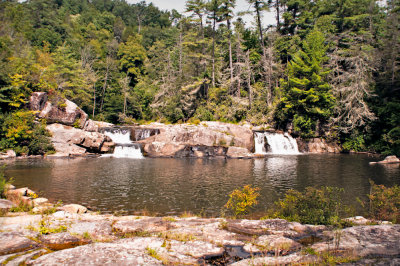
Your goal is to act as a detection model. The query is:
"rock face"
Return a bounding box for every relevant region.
[31,92,88,129]
[138,122,254,157]
[46,124,114,156]
[1,209,400,265]
[297,138,341,153]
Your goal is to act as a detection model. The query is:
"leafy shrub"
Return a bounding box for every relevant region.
[225,185,260,218]
[0,111,54,155]
[269,187,348,225]
[342,135,366,152]
[366,181,400,223]
[0,165,9,198]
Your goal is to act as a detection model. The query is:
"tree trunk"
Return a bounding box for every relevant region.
[255,1,265,52]
[275,0,280,32]
[92,84,96,118]
[228,19,233,86]
[212,15,216,87]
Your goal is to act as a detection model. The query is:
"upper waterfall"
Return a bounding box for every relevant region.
[101,128,144,159]
[254,132,300,155]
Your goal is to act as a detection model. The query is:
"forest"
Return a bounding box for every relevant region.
[0,0,399,156]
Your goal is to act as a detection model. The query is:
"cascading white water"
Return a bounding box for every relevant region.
[254,132,300,155]
[102,128,144,159]
[111,144,144,159]
[103,129,131,144]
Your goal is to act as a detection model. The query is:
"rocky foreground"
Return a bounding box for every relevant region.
[1,199,400,265]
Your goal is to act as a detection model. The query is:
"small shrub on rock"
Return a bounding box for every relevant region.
[225,185,260,218]
[366,181,400,223]
[269,186,348,226]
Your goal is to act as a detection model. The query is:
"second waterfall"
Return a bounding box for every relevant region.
[254,132,300,155]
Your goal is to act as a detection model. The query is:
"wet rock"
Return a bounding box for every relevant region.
[297,138,341,153]
[40,232,89,251]
[231,253,315,266]
[0,232,39,255]
[0,199,15,212]
[68,221,113,241]
[61,204,87,214]
[226,147,253,158]
[370,155,400,165]
[312,225,400,257]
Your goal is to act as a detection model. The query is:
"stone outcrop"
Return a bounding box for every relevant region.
[30,92,88,129]
[46,124,114,156]
[138,122,254,157]
[297,138,341,153]
[370,155,400,165]
[0,206,399,265]
[29,92,116,156]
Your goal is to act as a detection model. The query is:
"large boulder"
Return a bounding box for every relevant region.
[138,122,254,157]
[370,155,400,165]
[30,92,88,129]
[46,124,115,156]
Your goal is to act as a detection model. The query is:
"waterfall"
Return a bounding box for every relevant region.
[254,132,300,155]
[102,128,144,159]
[111,144,144,159]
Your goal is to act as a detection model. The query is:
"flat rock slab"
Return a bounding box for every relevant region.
[27,237,224,265]
[112,217,174,235]
[226,218,324,238]
[0,215,42,232]
[0,232,39,255]
[40,232,90,250]
[68,221,113,241]
[312,225,400,257]
[231,253,315,266]
[2,249,47,266]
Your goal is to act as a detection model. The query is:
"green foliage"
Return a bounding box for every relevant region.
[0,165,9,198]
[0,111,54,155]
[366,181,400,224]
[342,135,366,152]
[276,30,334,138]
[269,187,348,225]
[224,185,260,218]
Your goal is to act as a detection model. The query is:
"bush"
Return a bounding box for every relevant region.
[224,185,260,218]
[366,181,400,223]
[0,111,54,155]
[269,187,348,225]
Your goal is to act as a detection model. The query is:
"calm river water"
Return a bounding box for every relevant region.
[4,154,400,216]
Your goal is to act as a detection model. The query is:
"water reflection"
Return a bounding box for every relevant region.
[4,155,400,216]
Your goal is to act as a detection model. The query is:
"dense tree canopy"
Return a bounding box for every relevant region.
[0,0,399,156]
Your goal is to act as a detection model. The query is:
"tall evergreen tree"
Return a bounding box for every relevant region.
[276,30,334,137]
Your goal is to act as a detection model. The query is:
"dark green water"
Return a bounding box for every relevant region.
[4,154,400,216]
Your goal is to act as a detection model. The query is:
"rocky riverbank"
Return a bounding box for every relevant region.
[1,185,400,265]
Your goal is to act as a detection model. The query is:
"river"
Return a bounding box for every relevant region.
[4,154,400,217]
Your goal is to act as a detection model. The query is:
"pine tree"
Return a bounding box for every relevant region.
[276,30,334,137]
